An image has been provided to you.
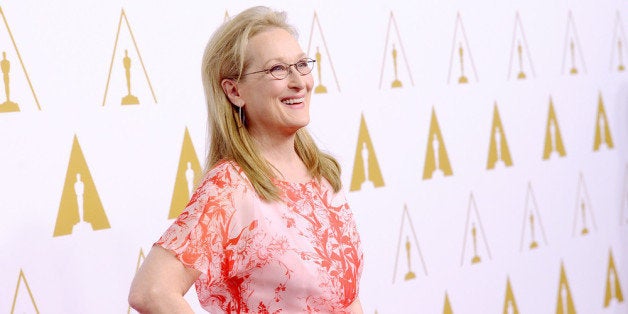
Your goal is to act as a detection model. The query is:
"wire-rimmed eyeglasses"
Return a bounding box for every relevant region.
[241,58,316,80]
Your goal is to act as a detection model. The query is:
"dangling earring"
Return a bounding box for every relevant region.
[238,106,246,127]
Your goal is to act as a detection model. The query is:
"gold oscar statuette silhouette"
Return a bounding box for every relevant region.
[529,213,538,249]
[404,236,416,281]
[431,135,444,177]
[599,114,606,146]
[0,51,19,113]
[596,110,610,150]
[471,223,481,264]
[569,39,578,75]
[360,142,375,189]
[618,39,625,72]
[580,201,589,235]
[561,285,568,312]
[458,43,468,84]
[549,122,557,157]
[72,173,90,232]
[517,41,526,79]
[433,135,440,172]
[314,46,327,94]
[543,106,567,159]
[121,49,140,105]
[506,301,515,314]
[391,44,402,88]
[608,269,617,303]
[185,162,195,199]
[494,129,503,167]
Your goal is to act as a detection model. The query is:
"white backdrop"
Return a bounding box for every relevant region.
[0,1,627,313]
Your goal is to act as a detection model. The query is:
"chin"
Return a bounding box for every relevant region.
[299,116,311,127]
[288,119,310,133]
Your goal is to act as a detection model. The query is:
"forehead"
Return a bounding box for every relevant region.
[245,27,304,65]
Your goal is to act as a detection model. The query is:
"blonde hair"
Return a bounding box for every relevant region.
[201,6,341,201]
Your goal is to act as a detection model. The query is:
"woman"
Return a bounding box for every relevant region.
[128,6,363,313]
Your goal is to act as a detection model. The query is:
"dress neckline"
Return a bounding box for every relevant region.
[272,176,319,189]
[222,159,318,189]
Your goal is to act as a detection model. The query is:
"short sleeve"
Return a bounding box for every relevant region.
[156,162,241,280]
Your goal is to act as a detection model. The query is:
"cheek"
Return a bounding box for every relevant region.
[246,81,280,101]
[305,74,314,89]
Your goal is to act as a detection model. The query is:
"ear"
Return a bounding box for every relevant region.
[221,78,244,108]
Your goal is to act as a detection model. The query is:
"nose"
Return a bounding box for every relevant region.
[286,67,306,89]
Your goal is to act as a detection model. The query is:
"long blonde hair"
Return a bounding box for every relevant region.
[201,6,341,201]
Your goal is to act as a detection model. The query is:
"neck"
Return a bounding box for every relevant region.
[251,130,310,183]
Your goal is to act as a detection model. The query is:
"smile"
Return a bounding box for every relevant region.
[282,97,305,105]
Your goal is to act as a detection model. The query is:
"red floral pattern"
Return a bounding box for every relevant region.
[156,160,363,313]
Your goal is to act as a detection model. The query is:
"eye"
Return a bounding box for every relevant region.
[269,64,287,73]
[296,59,309,70]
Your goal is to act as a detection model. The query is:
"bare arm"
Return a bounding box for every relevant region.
[348,297,363,314]
[128,245,201,313]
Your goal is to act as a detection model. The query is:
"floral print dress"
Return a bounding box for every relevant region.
[156,160,363,313]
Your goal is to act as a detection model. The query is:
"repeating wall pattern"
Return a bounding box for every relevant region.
[0,1,626,313]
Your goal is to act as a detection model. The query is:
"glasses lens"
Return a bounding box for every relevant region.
[296,59,314,75]
[269,64,288,79]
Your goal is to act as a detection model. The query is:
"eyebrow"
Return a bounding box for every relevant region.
[263,53,308,66]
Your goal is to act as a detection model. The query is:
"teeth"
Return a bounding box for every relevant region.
[282,97,304,105]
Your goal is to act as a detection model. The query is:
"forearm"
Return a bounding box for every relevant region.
[128,246,200,314]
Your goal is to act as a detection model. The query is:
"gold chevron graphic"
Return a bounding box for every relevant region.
[447,12,479,84]
[350,113,385,191]
[572,173,597,237]
[610,11,627,72]
[392,204,427,283]
[378,11,414,89]
[460,193,492,266]
[593,92,614,151]
[519,182,549,251]
[169,127,202,219]
[306,11,340,93]
[54,135,110,236]
[102,8,157,106]
[503,277,520,314]
[604,249,625,307]
[542,97,567,160]
[561,11,587,76]
[0,6,41,112]
[556,262,576,314]
[487,103,513,169]
[11,269,39,313]
[423,107,453,180]
[507,12,536,80]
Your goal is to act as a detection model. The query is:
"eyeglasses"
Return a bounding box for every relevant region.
[241,58,316,80]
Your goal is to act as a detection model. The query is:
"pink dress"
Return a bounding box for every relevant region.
[156,160,363,313]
